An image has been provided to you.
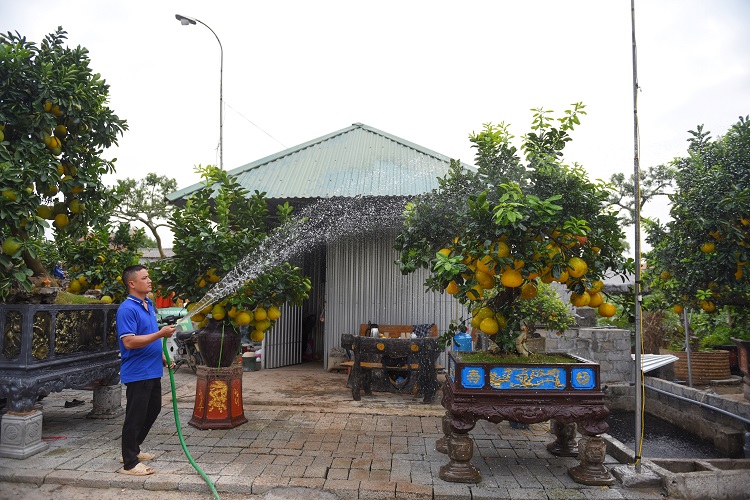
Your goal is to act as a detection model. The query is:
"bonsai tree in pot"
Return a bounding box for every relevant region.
[395,104,630,356]
[151,165,310,366]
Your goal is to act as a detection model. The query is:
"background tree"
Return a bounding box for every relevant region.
[108,173,177,258]
[646,116,750,340]
[396,104,630,353]
[0,28,127,298]
[607,164,676,226]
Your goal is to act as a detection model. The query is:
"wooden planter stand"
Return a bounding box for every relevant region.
[189,364,247,429]
[438,352,614,486]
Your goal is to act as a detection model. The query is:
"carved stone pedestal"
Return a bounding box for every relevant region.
[0,410,49,459]
[189,365,247,429]
[87,384,124,419]
[568,434,616,485]
[546,418,578,457]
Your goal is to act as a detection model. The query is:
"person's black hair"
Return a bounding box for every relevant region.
[122,264,148,291]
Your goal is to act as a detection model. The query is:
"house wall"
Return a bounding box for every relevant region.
[323,231,462,369]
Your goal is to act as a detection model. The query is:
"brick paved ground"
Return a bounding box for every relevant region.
[0,364,667,499]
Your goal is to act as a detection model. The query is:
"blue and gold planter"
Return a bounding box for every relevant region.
[438,351,614,486]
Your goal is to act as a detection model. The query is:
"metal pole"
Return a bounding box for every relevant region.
[683,308,693,387]
[630,0,644,474]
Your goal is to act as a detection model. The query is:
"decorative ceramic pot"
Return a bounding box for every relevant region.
[197,319,242,368]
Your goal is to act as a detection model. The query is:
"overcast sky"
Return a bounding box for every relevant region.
[3,1,750,249]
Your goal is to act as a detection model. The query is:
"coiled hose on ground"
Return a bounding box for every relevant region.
[163,338,220,500]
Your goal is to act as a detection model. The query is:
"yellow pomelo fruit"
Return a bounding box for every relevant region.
[200,303,213,315]
[437,248,451,257]
[267,305,281,320]
[256,319,271,331]
[54,124,67,137]
[479,317,499,335]
[2,237,23,255]
[598,303,616,317]
[467,285,484,301]
[475,307,495,320]
[100,295,113,304]
[500,268,523,288]
[191,313,205,323]
[254,307,268,321]
[495,313,507,329]
[471,315,482,328]
[520,282,538,299]
[445,280,459,295]
[496,241,510,258]
[37,205,54,220]
[211,304,226,321]
[700,300,715,313]
[660,271,671,281]
[53,213,69,228]
[250,330,265,342]
[673,304,684,314]
[235,311,252,326]
[475,270,495,289]
[700,242,715,254]
[567,257,588,278]
[476,255,496,275]
[570,291,591,307]
[587,280,604,293]
[69,199,83,214]
[227,306,238,319]
[68,280,81,293]
[587,292,604,308]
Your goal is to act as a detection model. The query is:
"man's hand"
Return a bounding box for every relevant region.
[159,325,176,338]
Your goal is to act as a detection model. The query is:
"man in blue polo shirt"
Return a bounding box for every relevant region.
[116,264,176,476]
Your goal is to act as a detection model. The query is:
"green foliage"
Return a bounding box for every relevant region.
[646,115,750,338]
[107,173,177,257]
[517,282,576,334]
[150,165,310,330]
[396,105,629,353]
[0,27,127,298]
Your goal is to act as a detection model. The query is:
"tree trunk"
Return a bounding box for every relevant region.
[22,249,49,277]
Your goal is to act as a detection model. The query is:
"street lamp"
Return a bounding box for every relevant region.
[175,14,224,170]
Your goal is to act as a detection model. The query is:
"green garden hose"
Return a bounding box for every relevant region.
[163,338,220,500]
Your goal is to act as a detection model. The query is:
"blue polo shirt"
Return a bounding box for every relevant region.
[116,295,163,384]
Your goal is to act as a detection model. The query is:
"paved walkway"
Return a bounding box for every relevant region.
[0,364,666,499]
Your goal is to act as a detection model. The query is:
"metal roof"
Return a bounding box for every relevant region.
[167,123,472,203]
[632,353,679,373]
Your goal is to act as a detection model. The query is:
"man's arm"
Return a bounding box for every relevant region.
[121,325,176,350]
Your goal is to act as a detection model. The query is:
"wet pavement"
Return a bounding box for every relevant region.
[0,363,670,499]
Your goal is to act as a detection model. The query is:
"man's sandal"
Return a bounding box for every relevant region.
[118,462,154,476]
[119,452,156,463]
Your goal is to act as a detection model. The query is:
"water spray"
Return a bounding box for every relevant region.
[183,196,408,322]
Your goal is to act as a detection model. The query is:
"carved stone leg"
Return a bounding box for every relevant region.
[363,369,373,396]
[547,418,578,457]
[350,365,361,401]
[0,410,49,459]
[435,412,450,454]
[438,414,480,483]
[568,434,615,485]
[87,384,124,419]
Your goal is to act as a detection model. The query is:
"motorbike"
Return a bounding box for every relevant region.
[159,314,203,374]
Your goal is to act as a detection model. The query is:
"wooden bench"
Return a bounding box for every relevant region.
[357,323,438,338]
[340,332,441,403]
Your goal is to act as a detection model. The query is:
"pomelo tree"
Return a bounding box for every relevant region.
[0,28,127,298]
[395,105,630,354]
[150,165,310,340]
[646,116,750,340]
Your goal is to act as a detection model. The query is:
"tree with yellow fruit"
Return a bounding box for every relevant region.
[396,105,629,354]
[150,166,310,335]
[646,116,750,344]
[0,28,127,299]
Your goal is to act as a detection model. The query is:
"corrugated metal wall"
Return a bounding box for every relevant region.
[263,303,302,369]
[323,231,462,369]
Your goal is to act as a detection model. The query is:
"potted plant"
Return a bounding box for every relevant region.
[395,105,629,485]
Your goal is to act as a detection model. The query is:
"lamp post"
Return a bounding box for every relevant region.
[175,14,224,170]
